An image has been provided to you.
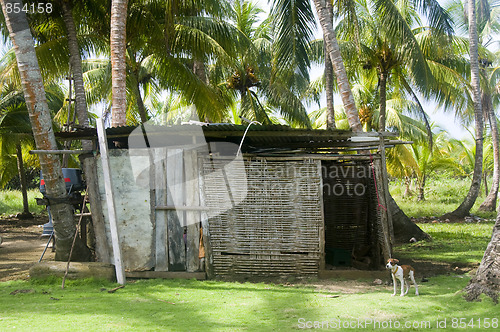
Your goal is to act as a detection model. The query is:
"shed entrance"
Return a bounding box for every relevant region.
[321,161,381,269]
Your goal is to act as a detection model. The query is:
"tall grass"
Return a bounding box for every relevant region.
[0,189,46,216]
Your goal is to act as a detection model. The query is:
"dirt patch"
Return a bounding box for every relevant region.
[0,215,477,286]
[0,215,54,282]
[295,279,388,294]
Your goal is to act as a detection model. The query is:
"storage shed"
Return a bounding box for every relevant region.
[58,124,398,279]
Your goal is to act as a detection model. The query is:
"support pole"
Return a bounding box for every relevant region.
[96,118,126,285]
[378,133,394,251]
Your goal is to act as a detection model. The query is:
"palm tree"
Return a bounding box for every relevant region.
[387,129,458,201]
[0,0,90,261]
[204,0,312,127]
[110,0,128,127]
[465,0,500,303]
[60,0,90,131]
[311,0,362,132]
[0,89,36,216]
[442,0,484,219]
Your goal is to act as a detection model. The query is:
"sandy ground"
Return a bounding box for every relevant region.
[0,215,54,282]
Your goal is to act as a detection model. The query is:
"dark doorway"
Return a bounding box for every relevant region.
[321,161,380,269]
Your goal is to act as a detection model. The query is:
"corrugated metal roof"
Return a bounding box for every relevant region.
[56,123,398,152]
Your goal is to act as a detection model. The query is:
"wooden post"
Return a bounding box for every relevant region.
[80,154,112,263]
[166,149,186,271]
[154,148,169,271]
[317,160,326,272]
[198,159,214,279]
[96,119,126,284]
[374,158,392,262]
[185,149,200,272]
[378,134,395,248]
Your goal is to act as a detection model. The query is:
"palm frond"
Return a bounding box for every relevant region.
[271,0,316,80]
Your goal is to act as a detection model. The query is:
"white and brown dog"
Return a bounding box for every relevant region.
[386,258,419,296]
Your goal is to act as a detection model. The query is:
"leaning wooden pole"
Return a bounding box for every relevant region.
[96,118,126,284]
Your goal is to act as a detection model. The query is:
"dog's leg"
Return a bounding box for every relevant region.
[399,276,405,296]
[391,274,397,296]
[409,271,419,296]
[404,279,409,295]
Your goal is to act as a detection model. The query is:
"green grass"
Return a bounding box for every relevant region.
[0,276,498,331]
[390,176,497,220]
[394,222,494,264]
[0,189,46,216]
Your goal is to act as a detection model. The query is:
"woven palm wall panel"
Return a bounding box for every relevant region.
[202,158,323,278]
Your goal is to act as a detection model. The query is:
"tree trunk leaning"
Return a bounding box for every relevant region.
[389,196,431,243]
[464,214,500,303]
[61,0,89,130]
[479,91,499,211]
[1,0,90,261]
[312,0,362,132]
[442,0,483,220]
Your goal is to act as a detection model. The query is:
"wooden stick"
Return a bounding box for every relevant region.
[97,118,126,285]
[107,285,125,293]
[30,149,93,155]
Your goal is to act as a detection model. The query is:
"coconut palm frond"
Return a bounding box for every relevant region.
[271,0,316,80]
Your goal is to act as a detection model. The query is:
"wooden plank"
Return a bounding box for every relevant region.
[184,150,200,272]
[80,155,111,263]
[155,205,209,211]
[30,149,93,155]
[374,158,392,262]
[316,160,326,271]
[198,159,214,279]
[125,271,206,280]
[154,148,168,271]
[96,118,126,285]
[166,149,186,271]
[378,135,395,250]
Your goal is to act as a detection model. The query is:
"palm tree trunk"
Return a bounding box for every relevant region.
[110,0,128,127]
[1,0,90,261]
[325,50,336,129]
[417,174,426,201]
[379,70,388,131]
[312,0,362,132]
[479,91,499,211]
[464,212,500,302]
[389,195,431,243]
[135,80,148,123]
[324,0,335,130]
[15,143,30,216]
[61,0,89,130]
[442,0,483,219]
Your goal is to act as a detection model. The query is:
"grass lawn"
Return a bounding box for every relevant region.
[390,176,497,220]
[1,178,498,331]
[394,222,495,265]
[0,276,498,331]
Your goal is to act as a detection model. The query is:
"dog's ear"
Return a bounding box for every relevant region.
[393,259,399,264]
